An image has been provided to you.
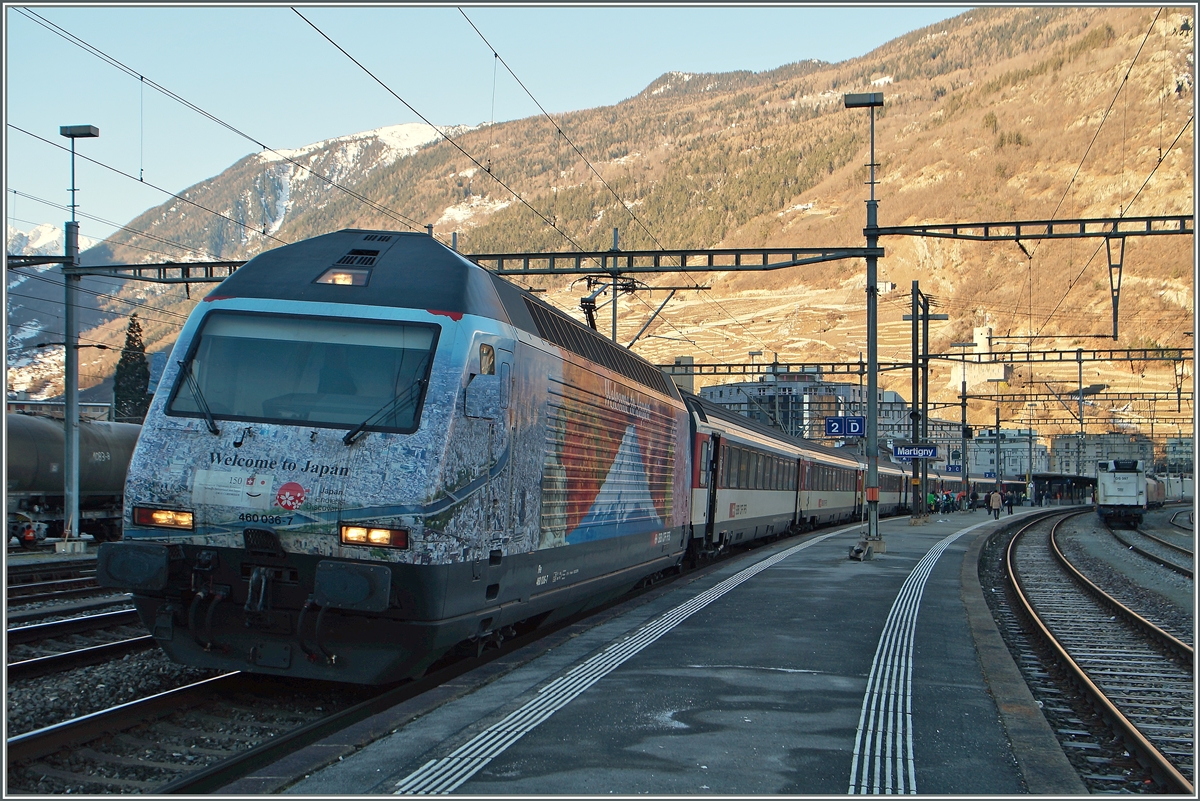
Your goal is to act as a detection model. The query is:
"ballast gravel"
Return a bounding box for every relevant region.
[7,648,223,737]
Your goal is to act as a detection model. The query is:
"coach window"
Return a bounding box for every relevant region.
[699,441,709,486]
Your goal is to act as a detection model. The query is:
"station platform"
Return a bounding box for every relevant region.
[230,508,1089,795]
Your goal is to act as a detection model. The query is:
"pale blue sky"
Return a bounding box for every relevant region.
[6,5,970,242]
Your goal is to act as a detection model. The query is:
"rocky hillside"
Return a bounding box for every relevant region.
[18,7,1195,435]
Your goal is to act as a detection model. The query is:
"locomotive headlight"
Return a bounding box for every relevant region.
[133,506,194,530]
[340,525,408,548]
[341,526,368,543]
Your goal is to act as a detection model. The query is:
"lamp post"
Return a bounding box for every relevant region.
[844,91,884,546]
[950,341,974,507]
[1076,348,1084,476]
[59,124,99,544]
[903,283,948,517]
[1026,401,1036,504]
[985,377,1006,499]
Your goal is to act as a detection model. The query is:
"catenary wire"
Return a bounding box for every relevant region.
[1031,7,1163,262]
[10,265,194,321]
[14,7,427,234]
[8,272,193,326]
[1035,113,1193,335]
[291,7,592,257]
[9,189,226,261]
[455,8,775,354]
[7,211,193,267]
[8,123,291,247]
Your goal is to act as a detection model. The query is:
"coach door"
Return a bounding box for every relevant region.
[704,434,722,538]
[793,457,803,527]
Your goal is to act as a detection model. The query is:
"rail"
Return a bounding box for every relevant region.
[1103,521,1194,579]
[1005,511,1193,793]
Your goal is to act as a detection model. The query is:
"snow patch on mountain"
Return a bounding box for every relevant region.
[259,122,474,168]
[436,195,515,228]
[7,223,99,259]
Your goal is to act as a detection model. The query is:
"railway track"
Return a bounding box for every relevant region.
[7,610,156,680]
[1169,508,1194,533]
[6,673,383,793]
[1104,520,1194,579]
[5,582,648,795]
[4,522,826,793]
[1006,511,1194,793]
[7,558,113,605]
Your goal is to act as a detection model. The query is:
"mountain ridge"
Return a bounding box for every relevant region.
[8,6,1194,440]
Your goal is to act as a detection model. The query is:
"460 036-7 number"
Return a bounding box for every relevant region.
[237,513,293,525]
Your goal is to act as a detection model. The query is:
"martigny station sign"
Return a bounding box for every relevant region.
[893,443,938,460]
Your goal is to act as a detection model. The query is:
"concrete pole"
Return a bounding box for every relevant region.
[864,110,880,542]
[64,221,81,540]
[611,228,619,344]
[1077,349,1084,476]
[995,406,1002,497]
[921,292,930,508]
[961,379,968,505]
[911,281,921,515]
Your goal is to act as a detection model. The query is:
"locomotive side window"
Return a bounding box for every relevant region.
[479,343,495,375]
[167,312,438,435]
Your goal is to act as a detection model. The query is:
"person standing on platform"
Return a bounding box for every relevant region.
[1005,491,1015,515]
[989,488,1003,519]
[970,488,979,512]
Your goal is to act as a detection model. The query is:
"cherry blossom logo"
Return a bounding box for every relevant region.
[276,482,307,510]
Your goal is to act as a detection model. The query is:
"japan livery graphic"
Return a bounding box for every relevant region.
[540,363,679,547]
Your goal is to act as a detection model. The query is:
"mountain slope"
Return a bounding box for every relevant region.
[13,7,1194,431]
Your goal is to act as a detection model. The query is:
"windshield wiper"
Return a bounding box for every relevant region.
[177,360,220,435]
[343,378,426,446]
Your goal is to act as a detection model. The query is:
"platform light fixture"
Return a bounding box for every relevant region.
[843,91,884,547]
[59,124,99,544]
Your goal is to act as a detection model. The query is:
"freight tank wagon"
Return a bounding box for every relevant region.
[7,413,141,544]
[97,230,690,684]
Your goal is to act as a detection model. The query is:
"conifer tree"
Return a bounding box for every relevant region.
[113,314,150,423]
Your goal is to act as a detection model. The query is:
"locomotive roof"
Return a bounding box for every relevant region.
[205,229,679,399]
[205,230,512,320]
[683,392,864,466]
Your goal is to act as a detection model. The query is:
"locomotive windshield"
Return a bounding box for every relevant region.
[167,311,437,434]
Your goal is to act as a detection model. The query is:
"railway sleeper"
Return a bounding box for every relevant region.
[26,764,160,791]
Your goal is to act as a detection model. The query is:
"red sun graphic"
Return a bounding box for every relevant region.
[276,482,307,510]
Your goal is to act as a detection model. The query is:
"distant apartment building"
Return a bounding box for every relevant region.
[1048,432,1154,476]
[697,368,911,442]
[697,369,1058,480]
[968,427,1051,481]
[1164,437,1194,474]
